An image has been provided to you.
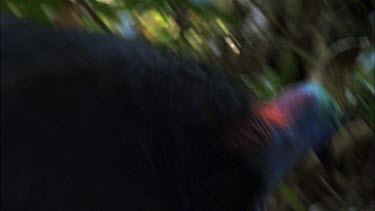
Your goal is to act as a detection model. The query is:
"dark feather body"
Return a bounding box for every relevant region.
[1,16,264,211]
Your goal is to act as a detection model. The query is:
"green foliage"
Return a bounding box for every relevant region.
[278,49,298,86]
[352,67,375,127]
[2,0,62,24]
[242,67,283,100]
[279,182,306,211]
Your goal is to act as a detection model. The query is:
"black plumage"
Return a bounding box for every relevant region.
[2,16,265,211]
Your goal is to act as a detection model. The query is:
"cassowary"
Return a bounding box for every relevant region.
[1,15,341,211]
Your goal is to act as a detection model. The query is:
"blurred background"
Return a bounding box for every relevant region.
[1,0,374,210]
